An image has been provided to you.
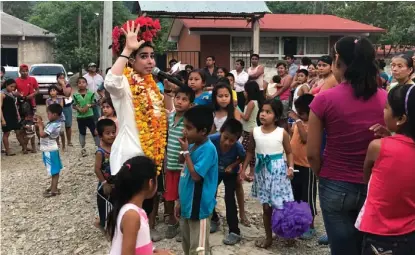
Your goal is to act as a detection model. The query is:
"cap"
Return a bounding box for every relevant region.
[19,64,29,70]
[88,63,97,67]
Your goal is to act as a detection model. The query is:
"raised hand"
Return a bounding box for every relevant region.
[120,21,145,53]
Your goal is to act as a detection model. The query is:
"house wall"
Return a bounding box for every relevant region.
[200,35,231,70]
[18,37,54,66]
[171,27,201,68]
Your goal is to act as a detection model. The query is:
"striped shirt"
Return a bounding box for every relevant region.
[166,112,185,171]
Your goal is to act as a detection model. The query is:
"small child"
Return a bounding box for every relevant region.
[36,104,63,198]
[356,84,415,254]
[72,77,99,156]
[107,156,173,255]
[209,118,245,245]
[21,113,36,154]
[164,86,195,240]
[212,82,240,132]
[225,73,238,107]
[94,119,116,231]
[188,70,212,106]
[266,75,281,100]
[46,85,66,150]
[176,105,218,255]
[291,69,310,113]
[98,98,118,135]
[1,79,20,156]
[241,99,295,249]
[289,94,317,239]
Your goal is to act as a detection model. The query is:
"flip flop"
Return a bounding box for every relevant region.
[43,191,59,198]
[5,152,16,156]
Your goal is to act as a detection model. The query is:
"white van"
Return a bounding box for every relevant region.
[29,64,73,100]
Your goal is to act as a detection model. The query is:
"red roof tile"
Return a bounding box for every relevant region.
[180,14,385,33]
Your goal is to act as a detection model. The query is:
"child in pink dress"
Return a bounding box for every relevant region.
[107,156,173,255]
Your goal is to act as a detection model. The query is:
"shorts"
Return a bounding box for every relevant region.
[62,106,72,128]
[42,150,63,176]
[164,170,182,201]
[291,164,317,217]
[281,100,290,119]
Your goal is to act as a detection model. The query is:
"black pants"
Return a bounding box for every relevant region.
[361,231,415,255]
[236,92,246,112]
[77,117,96,136]
[97,184,113,228]
[212,173,240,235]
[291,165,318,217]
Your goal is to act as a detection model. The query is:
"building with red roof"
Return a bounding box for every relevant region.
[167,14,385,70]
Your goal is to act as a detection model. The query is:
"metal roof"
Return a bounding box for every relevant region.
[1,11,55,38]
[138,1,270,18]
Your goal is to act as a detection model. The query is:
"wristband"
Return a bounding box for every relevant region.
[180,150,190,155]
[119,54,130,60]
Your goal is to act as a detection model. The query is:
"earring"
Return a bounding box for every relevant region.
[396,122,401,126]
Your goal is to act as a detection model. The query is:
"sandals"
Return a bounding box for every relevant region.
[5,152,16,156]
[44,188,61,194]
[43,191,60,198]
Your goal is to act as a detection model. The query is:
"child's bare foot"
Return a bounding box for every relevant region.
[240,215,251,227]
[255,237,273,249]
[23,150,29,154]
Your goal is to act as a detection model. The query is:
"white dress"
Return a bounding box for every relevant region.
[292,83,309,113]
[251,126,294,209]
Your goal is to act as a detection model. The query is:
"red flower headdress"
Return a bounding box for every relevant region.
[111,16,161,56]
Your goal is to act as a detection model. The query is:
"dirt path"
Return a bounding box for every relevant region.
[1,105,330,255]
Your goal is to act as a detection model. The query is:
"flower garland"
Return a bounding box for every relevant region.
[123,67,167,175]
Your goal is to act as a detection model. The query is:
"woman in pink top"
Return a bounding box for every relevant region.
[356,84,415,254]
[307,37,388,255]
[108,156,173,255]
[310,56,337,95]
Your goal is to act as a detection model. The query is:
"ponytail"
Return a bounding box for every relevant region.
[334,37,378,100]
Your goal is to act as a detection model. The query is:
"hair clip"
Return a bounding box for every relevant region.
[125,163,131,170]
[354,39,358,44]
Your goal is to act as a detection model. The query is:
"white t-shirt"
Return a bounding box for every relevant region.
[84,73,104,97]
[230,70,249,93]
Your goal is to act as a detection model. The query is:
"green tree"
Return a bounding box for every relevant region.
[2,1,36,21]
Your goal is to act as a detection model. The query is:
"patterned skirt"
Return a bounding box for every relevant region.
[251,154,294,209]
[242,131,256,168]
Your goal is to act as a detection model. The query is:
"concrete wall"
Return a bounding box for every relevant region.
[18,37,54,66]
[200,35,230,70]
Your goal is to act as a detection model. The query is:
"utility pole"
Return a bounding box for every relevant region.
[101,1,113,75]
[78,9,82,77]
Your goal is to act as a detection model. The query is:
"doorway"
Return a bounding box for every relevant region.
[1,48,18,66]
[283,37,297,56]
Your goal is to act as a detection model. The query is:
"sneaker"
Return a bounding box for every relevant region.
[318,235,329,245]
[151,229,163,242]
[300,228,316,240]
[223,232,241,245]
[165,223,179,239]
[210,220,220,233]
[81,148,87,157]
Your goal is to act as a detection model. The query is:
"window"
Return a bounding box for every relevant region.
[260,37,279,54]
[30,66,65,76]
[297,37,305,55]
[306,37,329,54]
[231,37,251,51]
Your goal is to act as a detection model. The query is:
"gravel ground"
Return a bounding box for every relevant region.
[1,105,330,255]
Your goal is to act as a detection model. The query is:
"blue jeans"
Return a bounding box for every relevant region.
[319,177,367,255]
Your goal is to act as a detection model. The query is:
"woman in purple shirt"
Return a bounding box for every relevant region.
[307,37,387,255]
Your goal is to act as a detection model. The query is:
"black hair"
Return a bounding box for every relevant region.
[294,94,314,115]
[176,85,195,103]
[105,67,111,75]
[4,79,16,87]
[107,156,157,240]
[334,37,378,100]
[206,56,216,61]
[185,64,194,71]
[318,55,333,65]
[1,66,5,74]
[220,118,243,138]
[226,72,234,80]
[169,59,178,66]
[56,72,65,79]
[102,97,116,115]
[188,69,206,83]
[309,62,317,69]
[284,54,295,60]
[388,85,415,141]
[48,85,59,95]
[377,59,386,70]
[276,62,287,69]
[261,99,283,124]
[236,59,245,68]
[184,105,214,135]
[217,77,230,85]
[97,118,116,137]
[212,82,235,119]
[392,54,414,76]
[301,57,312,66]
[251,54,260,60]
[272,75,281,83]
[177,70,189,83]
[297,69,309,76]
[77,77,87,84]
[244,80,261,103]
[47,103,63,116]
[217,67,229,75]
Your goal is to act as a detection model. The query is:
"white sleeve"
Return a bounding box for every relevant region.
[104,70,127,98]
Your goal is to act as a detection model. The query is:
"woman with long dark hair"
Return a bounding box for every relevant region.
[307,37,388,254]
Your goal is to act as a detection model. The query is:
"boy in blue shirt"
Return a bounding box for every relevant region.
[176,105,218,255]
[209,118,245,245]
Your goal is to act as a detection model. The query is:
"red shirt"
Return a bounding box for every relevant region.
[15,76,38,107]
[356,135,415,235]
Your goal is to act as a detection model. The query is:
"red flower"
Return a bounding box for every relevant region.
[153,19,161,30]
[142,30,153,42]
